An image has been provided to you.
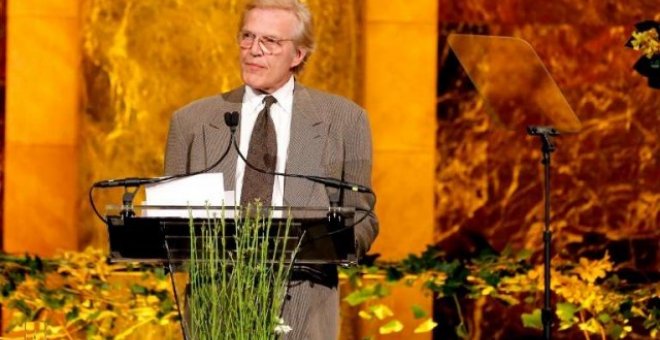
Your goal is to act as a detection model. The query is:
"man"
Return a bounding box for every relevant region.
[164,0,378,338]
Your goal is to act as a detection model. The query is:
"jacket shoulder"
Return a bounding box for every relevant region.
[303,87,365,114]
[174,94,223,116]
[171,86,243,125]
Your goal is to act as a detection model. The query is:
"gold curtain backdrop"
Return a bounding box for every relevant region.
[433,2,659,336]
[79,0,363,247]
[435,3,659,266]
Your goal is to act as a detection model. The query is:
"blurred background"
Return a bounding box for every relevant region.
[1,0,658,338]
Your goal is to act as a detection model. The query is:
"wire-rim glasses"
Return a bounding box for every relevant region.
[238,31,295,55]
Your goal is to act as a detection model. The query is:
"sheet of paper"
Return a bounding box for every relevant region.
[142,173,236,218]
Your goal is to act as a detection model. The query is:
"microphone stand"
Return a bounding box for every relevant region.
[527,125,558,340]
[327,164,347,231]
[120,186,139,218]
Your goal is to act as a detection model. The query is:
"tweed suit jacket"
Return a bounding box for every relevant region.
[164,83,378,338]
[163,83,378,257]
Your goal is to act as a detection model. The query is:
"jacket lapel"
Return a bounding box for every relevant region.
[202,86,244,191]
[284,83,327,207]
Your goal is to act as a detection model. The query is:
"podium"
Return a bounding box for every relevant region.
[105,205,358,339]
[106,205,358,265]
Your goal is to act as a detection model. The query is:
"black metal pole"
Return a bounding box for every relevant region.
[527,126,557,340]
[542,142,553,340]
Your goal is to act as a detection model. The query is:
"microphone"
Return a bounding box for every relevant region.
[305,176,372,194]
[225,111,239,133]
[93,176,171,188]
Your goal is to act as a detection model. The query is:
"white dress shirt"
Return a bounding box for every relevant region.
[235,76,294,207]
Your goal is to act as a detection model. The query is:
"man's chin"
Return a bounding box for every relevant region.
[242,75,261,87]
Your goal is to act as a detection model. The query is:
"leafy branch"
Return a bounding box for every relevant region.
[341,246,659,339]
[0,247,178,339]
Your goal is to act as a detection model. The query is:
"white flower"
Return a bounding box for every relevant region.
[274,317,293,334]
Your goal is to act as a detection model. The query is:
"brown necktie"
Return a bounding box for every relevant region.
[241,95,278,206]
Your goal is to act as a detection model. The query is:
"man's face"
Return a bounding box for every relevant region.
[239,8,306,93]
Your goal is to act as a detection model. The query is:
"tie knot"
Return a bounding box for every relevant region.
[262,95,277,109]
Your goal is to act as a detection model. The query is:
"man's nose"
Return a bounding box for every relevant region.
[249,38,264,56]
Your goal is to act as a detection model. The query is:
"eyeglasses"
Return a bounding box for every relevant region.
[238,31,295,55]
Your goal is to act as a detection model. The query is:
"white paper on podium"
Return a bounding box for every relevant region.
[142,173,236,218]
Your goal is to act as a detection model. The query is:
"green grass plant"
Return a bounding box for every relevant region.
[187,205,298,339]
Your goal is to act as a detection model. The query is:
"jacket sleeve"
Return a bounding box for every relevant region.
[343,108,379,256]
[163,110,190,176]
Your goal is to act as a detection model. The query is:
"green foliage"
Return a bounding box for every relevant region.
[345,283,390,306]
[1,238,657,339]
[644,308,660,338]
[436,260,469,296]
[411,304,427,319]
[556,302,579,329]
[340,248,659,338]
[379,319,403,334]
[455,321,469,338]
[0,248,178,338]
[521,309,543,329]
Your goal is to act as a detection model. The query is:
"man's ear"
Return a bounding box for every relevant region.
[291,48,307,68]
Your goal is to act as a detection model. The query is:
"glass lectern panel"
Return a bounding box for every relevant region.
[448,34,582,133]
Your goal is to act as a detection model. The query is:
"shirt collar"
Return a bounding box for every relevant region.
[244,76,295,113]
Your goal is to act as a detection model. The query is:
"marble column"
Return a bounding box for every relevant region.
[4,0,81,255]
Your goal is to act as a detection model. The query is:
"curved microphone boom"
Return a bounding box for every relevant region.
[231,132,374,194]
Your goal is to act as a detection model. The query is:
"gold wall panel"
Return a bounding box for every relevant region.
[365,0,438,261]
[4,0,82,255]
[342,1,438,339]
[80,0,363,247]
